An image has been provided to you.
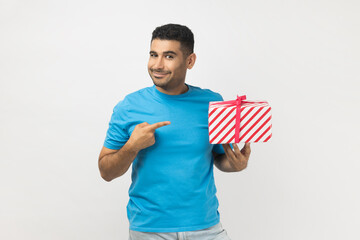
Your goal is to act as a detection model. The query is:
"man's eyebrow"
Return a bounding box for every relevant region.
[163,51,177,55]
[149,51,177,55]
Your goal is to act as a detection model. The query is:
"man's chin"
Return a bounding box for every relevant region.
[152,78,170,89]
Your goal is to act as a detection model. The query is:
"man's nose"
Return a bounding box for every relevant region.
[154,57,164,69]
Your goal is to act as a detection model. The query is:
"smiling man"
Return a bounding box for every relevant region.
[98,23,251,240]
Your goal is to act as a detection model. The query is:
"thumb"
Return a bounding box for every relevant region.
[137,122,149,127]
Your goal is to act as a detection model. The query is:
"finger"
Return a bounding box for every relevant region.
[232,143,241,156]
[148,121,171,130]
[222,144,235,158]
[241,142,251,156]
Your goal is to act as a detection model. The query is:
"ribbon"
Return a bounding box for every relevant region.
[235,95,247,143]
[211,95,267,143]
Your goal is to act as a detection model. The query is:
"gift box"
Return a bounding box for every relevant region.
[209,95,272,144]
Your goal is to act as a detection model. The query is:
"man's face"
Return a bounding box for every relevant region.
[148,39,189,90]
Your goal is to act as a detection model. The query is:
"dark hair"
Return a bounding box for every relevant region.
[151,23,194,57]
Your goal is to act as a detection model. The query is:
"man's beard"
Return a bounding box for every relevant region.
[149,71,172,89]
[152,78,169,88]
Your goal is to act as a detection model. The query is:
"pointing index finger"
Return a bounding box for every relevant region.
[148,121,171,130]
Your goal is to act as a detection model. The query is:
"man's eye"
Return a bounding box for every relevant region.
[166,55,174,59]
[150,53,157,57]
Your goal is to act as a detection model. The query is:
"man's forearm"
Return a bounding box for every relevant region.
[99,141,139,181]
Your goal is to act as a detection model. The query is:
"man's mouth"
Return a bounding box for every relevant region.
[153,71,170,78]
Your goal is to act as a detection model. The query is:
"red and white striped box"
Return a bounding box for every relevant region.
[209,95,272,144]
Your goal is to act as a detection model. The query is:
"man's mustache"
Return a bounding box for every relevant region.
[151,69,171,74]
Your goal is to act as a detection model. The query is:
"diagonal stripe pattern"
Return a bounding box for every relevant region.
[209,100,272,143]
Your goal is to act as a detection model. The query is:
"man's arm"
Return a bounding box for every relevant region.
[98,142,139,182]
[98,121,171,182]
[212,143,251,172]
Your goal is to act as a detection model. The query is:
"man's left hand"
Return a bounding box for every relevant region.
[222,143,251,171]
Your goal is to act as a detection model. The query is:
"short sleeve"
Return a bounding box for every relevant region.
[103,100,130,150]
[212,144,225,154]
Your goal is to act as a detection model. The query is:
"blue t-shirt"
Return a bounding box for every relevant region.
[104,83,226,232]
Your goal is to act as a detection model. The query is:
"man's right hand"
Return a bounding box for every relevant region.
[127,121,171,152]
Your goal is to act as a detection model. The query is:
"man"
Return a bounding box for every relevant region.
[98,23,251,240]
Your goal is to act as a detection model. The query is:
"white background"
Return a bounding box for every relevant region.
[1,0,359,239]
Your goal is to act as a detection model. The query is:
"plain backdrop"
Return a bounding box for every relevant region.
[1,0,359,239]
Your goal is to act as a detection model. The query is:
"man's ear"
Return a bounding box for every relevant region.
[187,53,196,69]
